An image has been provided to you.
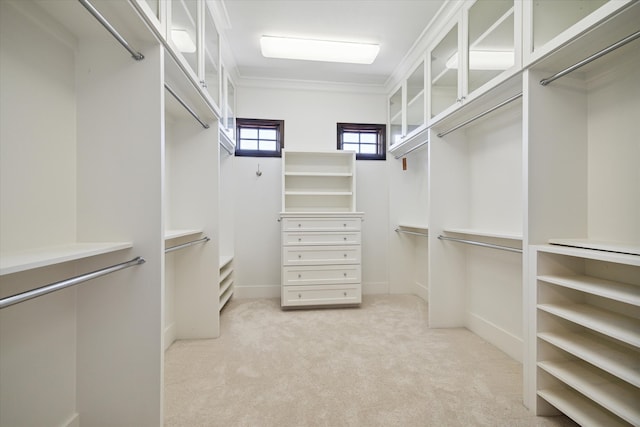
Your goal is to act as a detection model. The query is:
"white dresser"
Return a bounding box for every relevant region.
[280,151,363,308]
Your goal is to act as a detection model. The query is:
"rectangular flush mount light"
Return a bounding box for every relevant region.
[260,36,379,64]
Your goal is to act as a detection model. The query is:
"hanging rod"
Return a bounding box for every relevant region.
[540,30,640,86]
[164,84,210,129]
[436,93,522,138]
[0,257,145,310]
[78,0,144,61]
[165,236,210,254]
[394,139,429,159]
[395,228,428,237]
[438,235,522,254]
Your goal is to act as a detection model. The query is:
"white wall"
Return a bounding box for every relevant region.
[234,85,389,297]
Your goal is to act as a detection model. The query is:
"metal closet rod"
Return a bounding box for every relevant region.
[395,228,428,237]
[394,139,429,159]
[165,236,210,254]
[436,93,523,138]
[540,30,640,86]
[438,235,522,254]
[0,257,145,310]
[78,0,144,61]
[164,84,210,129]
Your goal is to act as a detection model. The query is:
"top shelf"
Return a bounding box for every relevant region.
[164,229,203,241]
[549,238,640,257]
[0,242,133,276]
[284,172,353,177]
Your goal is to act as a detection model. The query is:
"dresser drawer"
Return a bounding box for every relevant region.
[282,245,361,266]
[282,284,361,307]
[282,231,361,246]
[283,265,361,286]
[281,217,361,232]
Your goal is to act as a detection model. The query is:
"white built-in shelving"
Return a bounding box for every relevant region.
[219,255,234,311]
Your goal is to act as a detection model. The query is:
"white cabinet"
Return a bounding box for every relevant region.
[280,151,363,308]
[280,213,363,308]
[388,58,427,150]
[530,245,640,426]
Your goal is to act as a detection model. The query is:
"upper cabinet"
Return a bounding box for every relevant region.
[523,0,634,65]
[203,1,221,106]
[428,0,521,122]
[388,58,426,148]
[169,0,199,81]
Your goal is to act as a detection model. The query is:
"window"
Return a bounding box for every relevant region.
[337,123,386,160]
[235,118,284,157]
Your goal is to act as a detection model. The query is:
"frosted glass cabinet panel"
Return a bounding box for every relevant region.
[388,86,403,145]
[430,22,459,118]
[467,0,515,94]
[171,0,199,76]
[531,0,608,52]
[203,2,220,105]
[406,61,426,135]
[143,0,160,18]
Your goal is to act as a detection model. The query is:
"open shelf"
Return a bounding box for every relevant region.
[537,388,629,427]
[0,242,133,276]
[164,229,203,241]
[549,238,640,256]
[538,331,640,388]
[443,227,522,241]
[538,303,640,348]
[538,359,640,425]
[538,274,640,306]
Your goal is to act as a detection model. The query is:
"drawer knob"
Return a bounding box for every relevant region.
[298,274,301,278]
[298,254,302,259]
[344,292,347,296]
[344,253,347,257]
[298,293,302,298]
[343,237,347,241]
[343,272,347,277]
[298,223,302,227]
[343,223,347,227]
[298,238,302,242]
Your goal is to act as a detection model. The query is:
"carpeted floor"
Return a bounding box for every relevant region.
[164,295,577,426]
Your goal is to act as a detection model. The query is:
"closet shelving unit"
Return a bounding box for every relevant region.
[429,73,524,361]
[164,49,219,348]
[0,0,164,425]
[219,255,234,311]
[218,135,236,311]
[524,1,640,423]
[280,151,363,308]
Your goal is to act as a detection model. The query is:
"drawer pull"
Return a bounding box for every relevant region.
[343,237,347,241]
[343,272,347,277]
[298,238,302,242]
[298,223,302,227]
[343,223,347,227]
[298,274,301,278]
[344,253,347,257]
[298,293,302,298]
[298,254,302,259]
[344,292,347,296]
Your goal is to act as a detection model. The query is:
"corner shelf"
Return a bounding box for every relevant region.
[219,255,233,311]
[0,242,133,276]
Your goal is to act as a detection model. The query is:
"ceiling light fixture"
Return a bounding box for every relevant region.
[172,29,196,53]
[446,50,514,70]
[260,36,380,64]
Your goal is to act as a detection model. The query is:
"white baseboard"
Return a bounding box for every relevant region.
[63,413,79,427]
[413,281,428,302]
[234,284,280,299]
[164,322,176,351]
[362,281,389,294]
[466,312,523,363]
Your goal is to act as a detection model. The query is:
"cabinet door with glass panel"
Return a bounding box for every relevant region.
[388,58,426,148]
[465,0,519,99]
[168,0,199,81]
[429,18,461,120]
[132,0,166,36]
[202,1,221,108]
[523,0,633,65]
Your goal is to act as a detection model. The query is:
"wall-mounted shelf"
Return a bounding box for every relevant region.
[1,242,133,276]
[164,229,203,241]
[443,228,522,241]
[549,238,640,256]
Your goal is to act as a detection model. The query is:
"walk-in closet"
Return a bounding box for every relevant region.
[1,0,638,425]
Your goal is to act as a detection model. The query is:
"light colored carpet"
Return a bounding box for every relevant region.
[164,295,577,426]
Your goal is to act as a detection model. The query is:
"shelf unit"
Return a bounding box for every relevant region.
[531,244,640,426]
[219,255,234,311]
[282,151,356,213]
[280,151,363,308]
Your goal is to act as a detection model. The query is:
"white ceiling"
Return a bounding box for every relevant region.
[220,0,446,87]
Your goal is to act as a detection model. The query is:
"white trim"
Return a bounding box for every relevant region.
[466,312,523,363]
[413,281,428,302]
[236,75,387,94]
